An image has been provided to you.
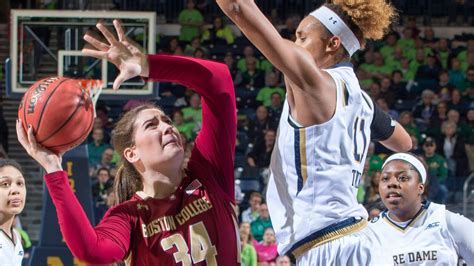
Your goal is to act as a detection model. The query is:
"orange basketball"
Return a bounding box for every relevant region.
[18,77,95,154]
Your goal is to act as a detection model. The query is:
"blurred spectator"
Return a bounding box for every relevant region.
[251,203,272,242]
[379,32,399,61]
[279,17,297,41]
[364,170,381,205]
[178,0,204,43]
[422,27,438,49]
[247,106,277,144]
[223,51,240,80]
[415,54,441,90]
[398,28,416,56]
[193,47,207,59]
[253,228,278,265]
[238,46,261,73]
[87,128,111,167]
[410,133,423,155]
[267,92,283,126]
[446,109,470,138]
[366,199,385,220]
[241,192,262,223]
[435,38,451,69]
[379,77,397,108]
[390,70,408,101]
[448,89,469,115]
[438,121,469,179]
[90,147,116,177]
[423,137,449,204]
[399,111,421,142]
[434,70,455,95]
[369,52,392,80]
[366,142,383,177]
[448,58,465,89]
[368,81,381,99]
[202,16,235,45]
[91,167,113,222]
[238,57,266,89]
[182,93,203,131]
[184,36,208,56]
[172,109,195,141]
[247,129,276,169]
[456,40,474,71]
[428,101,449,139]
[376,98,399,121]
[0,109,8,153]
[240,222,258,266]
[256,72,285,107]
[412,90,436,132]
[276,255,291,266]
[162,37,182,54]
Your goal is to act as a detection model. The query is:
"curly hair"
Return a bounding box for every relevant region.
[326,0,398,47]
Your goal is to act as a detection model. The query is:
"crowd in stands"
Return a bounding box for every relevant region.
[0,1,473,265]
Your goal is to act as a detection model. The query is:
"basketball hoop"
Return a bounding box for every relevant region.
[78,79,103,118]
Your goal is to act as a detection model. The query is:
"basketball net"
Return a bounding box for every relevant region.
[78,79,103,118]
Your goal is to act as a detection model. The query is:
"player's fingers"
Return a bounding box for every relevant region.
[96,22,118,46]
[26,124,39,152]
[83,34,109,51]
[114,19,126,42]
[16,119,30,152]
[81,48,106,59]
[113,72,128,91]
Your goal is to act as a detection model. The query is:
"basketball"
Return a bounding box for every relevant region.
[18,77,95,154]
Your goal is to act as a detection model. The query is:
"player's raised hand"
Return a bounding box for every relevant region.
[82,19,149,90]
[16,119,63,174]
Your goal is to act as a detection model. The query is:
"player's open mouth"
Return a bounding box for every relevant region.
[386,192,401,199]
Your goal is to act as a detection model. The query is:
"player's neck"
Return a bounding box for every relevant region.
[0,214,14,238]
[142,169,184,199]
[388,204,423,222]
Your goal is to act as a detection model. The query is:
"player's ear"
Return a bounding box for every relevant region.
[124,146,139,163]
[326,35,341,53]
[418,183,424,196]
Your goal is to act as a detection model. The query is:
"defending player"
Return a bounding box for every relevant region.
[17,20,239,265]
[0,159,26,265]
[371,153,474,265]
[216,0,412,264]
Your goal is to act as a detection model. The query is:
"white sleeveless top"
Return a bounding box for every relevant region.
[0,228,24,266]
[370,202,470,265]
[267,63,374,254]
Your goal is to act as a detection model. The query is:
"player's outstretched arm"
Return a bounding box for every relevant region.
[16,120,130,263]
[215,0,330,96]
[146,54,237,198]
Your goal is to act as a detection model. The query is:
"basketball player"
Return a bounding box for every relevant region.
[371,153,474,265]
[216,0,412,264]
[0,159,26,265]
[17,20,239,265]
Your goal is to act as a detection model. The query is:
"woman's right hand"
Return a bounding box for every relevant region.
[82,19,149,90]
[16,119,63,174]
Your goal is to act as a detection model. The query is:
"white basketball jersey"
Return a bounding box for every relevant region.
[370,202,459,265]
[267,64,373,254]
[0,228,24,266]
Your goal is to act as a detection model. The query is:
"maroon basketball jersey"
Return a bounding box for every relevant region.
[122,172,240,265]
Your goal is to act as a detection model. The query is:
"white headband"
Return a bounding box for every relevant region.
[309,6,360,56]
[382,153,427,184]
